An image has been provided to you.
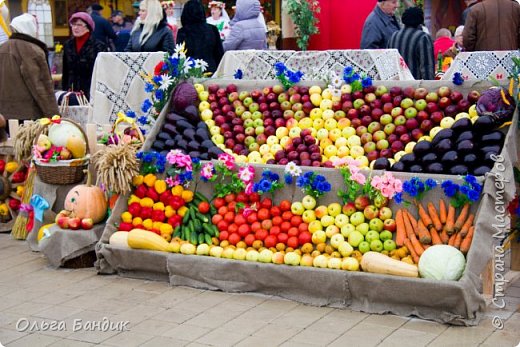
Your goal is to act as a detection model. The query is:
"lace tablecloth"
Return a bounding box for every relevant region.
[441,51,520,81]
[214,49,415,81]
[89,52,165,125]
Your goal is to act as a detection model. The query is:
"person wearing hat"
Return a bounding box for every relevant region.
[223,0,266,51]
[62,12,108,99]
[111,10,133,51]
[0,13,59,121]
[206,1,230,41]
[161,0,178,42]
[387,7,435,80]
[88,3,117,49]
[360,0,400,49]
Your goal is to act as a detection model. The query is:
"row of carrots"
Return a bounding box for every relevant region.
[395,201,475,264]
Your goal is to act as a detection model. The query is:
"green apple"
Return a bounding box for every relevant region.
[348,230,364,248]
[368,218,384,232]
[196,244,210,256]
[379,230,393,242]
[302,195,317,210]
[370,239,384,252]
[327,203,342,217]
[341,257,360,271]
[383,239,397,251]
[350,212,365,226]
[284,252,301,266]
[341,224,355,238]
[258,249,273,263]
[365,230,380,243]
[291,202,305,215]
[334,214,349,228]
[330,234,345,249]
[355,222,369,235]
[327,257,342,270]
[245,250,259,262]
[302,210,316,223]
[358,241,370,254]
[338,241,354,257]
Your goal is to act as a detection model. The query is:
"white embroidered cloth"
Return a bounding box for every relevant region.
[441,50,520,81]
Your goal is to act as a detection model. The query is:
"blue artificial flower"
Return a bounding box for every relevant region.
[145,83,154,92]
[141,128,146,135]
[259,179,272,192]
[143,152,154,163]
[452,72,464,86]
[303,171,314,180]
[234,69,243,80]
[136,152,144,159]
[126,110,136,118]
[141,99,153,113]
[394,192,403,204]
[155,89,164,100]
[152,75,162,84]
[443,184,458,198]
[314,174,326,183]
[460,185,470,195]
[318,181,332,193]
[184,171,193,181]
[468,189,480,202]
[192,157,200,165]
[168,56,179,68]
[403,181,413,195]
[416,181,425,193]
[465,175,477,185]
[252,182,260,192]
[296,175,309,187]
[287,70,303,83]
[274,62,286,75]
[351,73,360,81]
[138,116,149,125]
[284,173,293,185]
[425,179,437,189]
[343,66,353,76]
[361,76,372,88]
[270,172,280,181]
[408,186,418,197]
[262,170,271,179]
[343,75,353,84]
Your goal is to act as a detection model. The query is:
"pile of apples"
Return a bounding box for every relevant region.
[55,210,93,230]
[197,82,481,170]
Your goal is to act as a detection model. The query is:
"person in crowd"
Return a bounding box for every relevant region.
[388,7,434,80]
[433,28,455,58]
[125,0,175,54]
[111,10,133,52]
[88,3,117,49]
[464,0,520,51]
[176,0,223,73]
[360,0,400,49]
[0,13,59,120]
[0,0,10,45]
[444,25,464,58]
[62,12,107,99]
[162,0,178,42]
[206,1,230,41]
[223,0,266,51]
[461,0,478,25]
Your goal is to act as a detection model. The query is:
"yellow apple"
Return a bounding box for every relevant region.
[310,93,322,107]
[324,118,338,130]
[233,248,247,260]
[308,220,323,233]
[418,135,432,142]
[468,104,477,118]
[350,145,364,158]
[357,156,369,168]
[337,146,350,158]
[312,230,327,244]
[429,126,442,138]
[328,128,342,142]
[313,118,324,129]
[321,88,333,100]
[298,117,313,129]
[313,254,329,268]
[198,101,210,112]
[335,137,348,148]
[259,144,270,155]
[286,118,298,129]
[320,215,335,227]
[440,117,455,129]
[322,109,335,120]
[341,257,360,271]
[320,99,333,110]
[319,138,333,149]
[205,119,215,127]
[340,84,352,94]
[342,127,356,138]
[314,205,328,219]
[289,126,302,138]
[325,225,340,238]
[327,203,342,217]
[309,85,322,95]
[275,127,288,138]
[200,109,213,121]
[337,118,351,129]
[262,153,274,162]
[270,144,282,155]
[300,254,314,266]
[327,257,342,270]
[194,83,205,93]
[338,242,354,257]
[316,128,329,140]
[302,209,317,223]
[405,141,416,154]
[310,108,323,120]
[280,136,291,148]
[198,90,209,101]
[455,112,470,120]
[324,145,337,158]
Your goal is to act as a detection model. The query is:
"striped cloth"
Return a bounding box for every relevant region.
[388,27,435,80]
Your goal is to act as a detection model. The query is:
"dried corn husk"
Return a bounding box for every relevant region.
[91,143,139,194]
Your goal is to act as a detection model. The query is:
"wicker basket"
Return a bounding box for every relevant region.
[34,119,90,185]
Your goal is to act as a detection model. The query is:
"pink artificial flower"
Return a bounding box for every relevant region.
[381,186,394,198]
[242,202,257,217]
[331,157,348,168]
[218,153,235,170]
[351,172,366,185]
[346,158,361,168]
[165,177,175,188]
[239,165,255,184]
[166,150,192,171]
[245,181,254,194]
[371,175,382,189]
[201,162,215,180]
[393,179,403,193]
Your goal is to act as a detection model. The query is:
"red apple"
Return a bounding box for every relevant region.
[68,217,81,230]
[81,218,94,230]
[437,86,451,98]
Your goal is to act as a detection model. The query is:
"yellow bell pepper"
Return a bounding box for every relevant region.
[177,206,188,217]
[181,190,194,203]
[142,218,153,230]
[132,175,144,186]
[132,217,143,227]
[0,203,9,216]
[164,206,175,218]
[160,223,173,235]
[153,202,165,211]
[154,180,167,194]
[143,174,157,188]
[121,211,133,223]
[128,194,141,205]
[171,185,184,196]
[152,221,163,231]
[16,186,24,197]
[5,162,18,174]
[140,197,154,208]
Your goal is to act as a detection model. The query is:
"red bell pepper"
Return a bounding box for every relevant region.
[169,196,185,210]
[168,215,182,227]
[140,207,153,220]
[127,202,142,217]
[11,171,26,183]
[0,160,5,174]
[146,187,160,202]
[118,222,133,231]
[159,190,173,205]
[134,184,148,199]
[151,210,165,222]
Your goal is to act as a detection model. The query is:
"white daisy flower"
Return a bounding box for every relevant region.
[159,74,174,90]
[330,73,343,88]
[194,59,208,72]
[285,162,302,176]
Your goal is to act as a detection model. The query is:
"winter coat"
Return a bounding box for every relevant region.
[177,0,224,73]
[125,20,175,54]
[433,36,455,57]
[91,11,117,49]
[62,34,107,99]
[463,0,520,51]
[223,0,266,51]
[0,33,59,120]
[360,5,401,49]
[388,27,435,80]
[112,20,133,52]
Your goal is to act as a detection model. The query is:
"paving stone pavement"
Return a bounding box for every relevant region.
[0,234,519,347]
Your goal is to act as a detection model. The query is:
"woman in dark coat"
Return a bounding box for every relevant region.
[125,0,175,54]
[176,0,224,73]
[62,12,107,100]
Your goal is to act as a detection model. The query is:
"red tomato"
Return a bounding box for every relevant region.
[212,214,223,225]
[298,223,309,233]
[257,208,270,221]
[236,192,249,203]
[261,219,273,230]
[281,211,293,221]
[218,206,228,216]
[277,233,289,244]
[227,201,237,211]
[198,201,210,214]
[224,211,235,223]
[287,236,299,249]
[219,230,229,241]
[279,200,292,211]
[228,223,239,234]
[213,197,226,209]
[269,226,281,236]
[298,231,312,245]
[287,227,299,237]
[264,235,277,248]
[234,214,247,226]
[255,229,268,241]
[272,216,283,226]
[246,212,258,224]
[290,215,302,227]
[260,198,272,209]
[228,233,241,245]
[270,206,281,217]
[251,221,262,232]
[238,224,251,237]
[224,193,236,203]
[217,220,229,232]
[244,234,255,246]
[280,221,291,232]
[249,192,260,203]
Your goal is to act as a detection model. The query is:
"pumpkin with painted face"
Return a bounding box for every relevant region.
[64,171,107,223]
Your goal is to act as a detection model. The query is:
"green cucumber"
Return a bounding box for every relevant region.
[190,231,198,245]
[204,233,212,245]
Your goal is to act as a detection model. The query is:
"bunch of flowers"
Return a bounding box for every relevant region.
[284,162,302,184]
[394,177,437,205]
[274,62,304,90]
[136,151,166,175]
[234,69,243,80]
[296,171,331,199]
[336,158,366,204]
[164,150,196,187]
[342,66,372,92]
[441,175,482,208]
[212,153,255,197]
[253,170,284,196]
[327,72,343,100]
[138,43,208,125]
[368,171,403,205]
[452,72,464,86]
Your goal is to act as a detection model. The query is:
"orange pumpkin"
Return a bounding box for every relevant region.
[64,171,108,223]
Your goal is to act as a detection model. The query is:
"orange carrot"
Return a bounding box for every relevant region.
[418,203,433,229]
[445,204,456,235]
[406,211,419,237]
[395,209,406,247]
[454,203,470,232]
[429,227,443,245]
[440,229,449,244]
[448,232,457,246]
[439,199,447,224]
[403,210,416,239]
[453,230,464,249]
[460,226,475,254]
[459,214,474,238]
[417,220,432,245]
[427,202,443,232]
[404,238,420,264]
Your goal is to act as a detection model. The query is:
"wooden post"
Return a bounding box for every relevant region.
[482,257,494,297]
